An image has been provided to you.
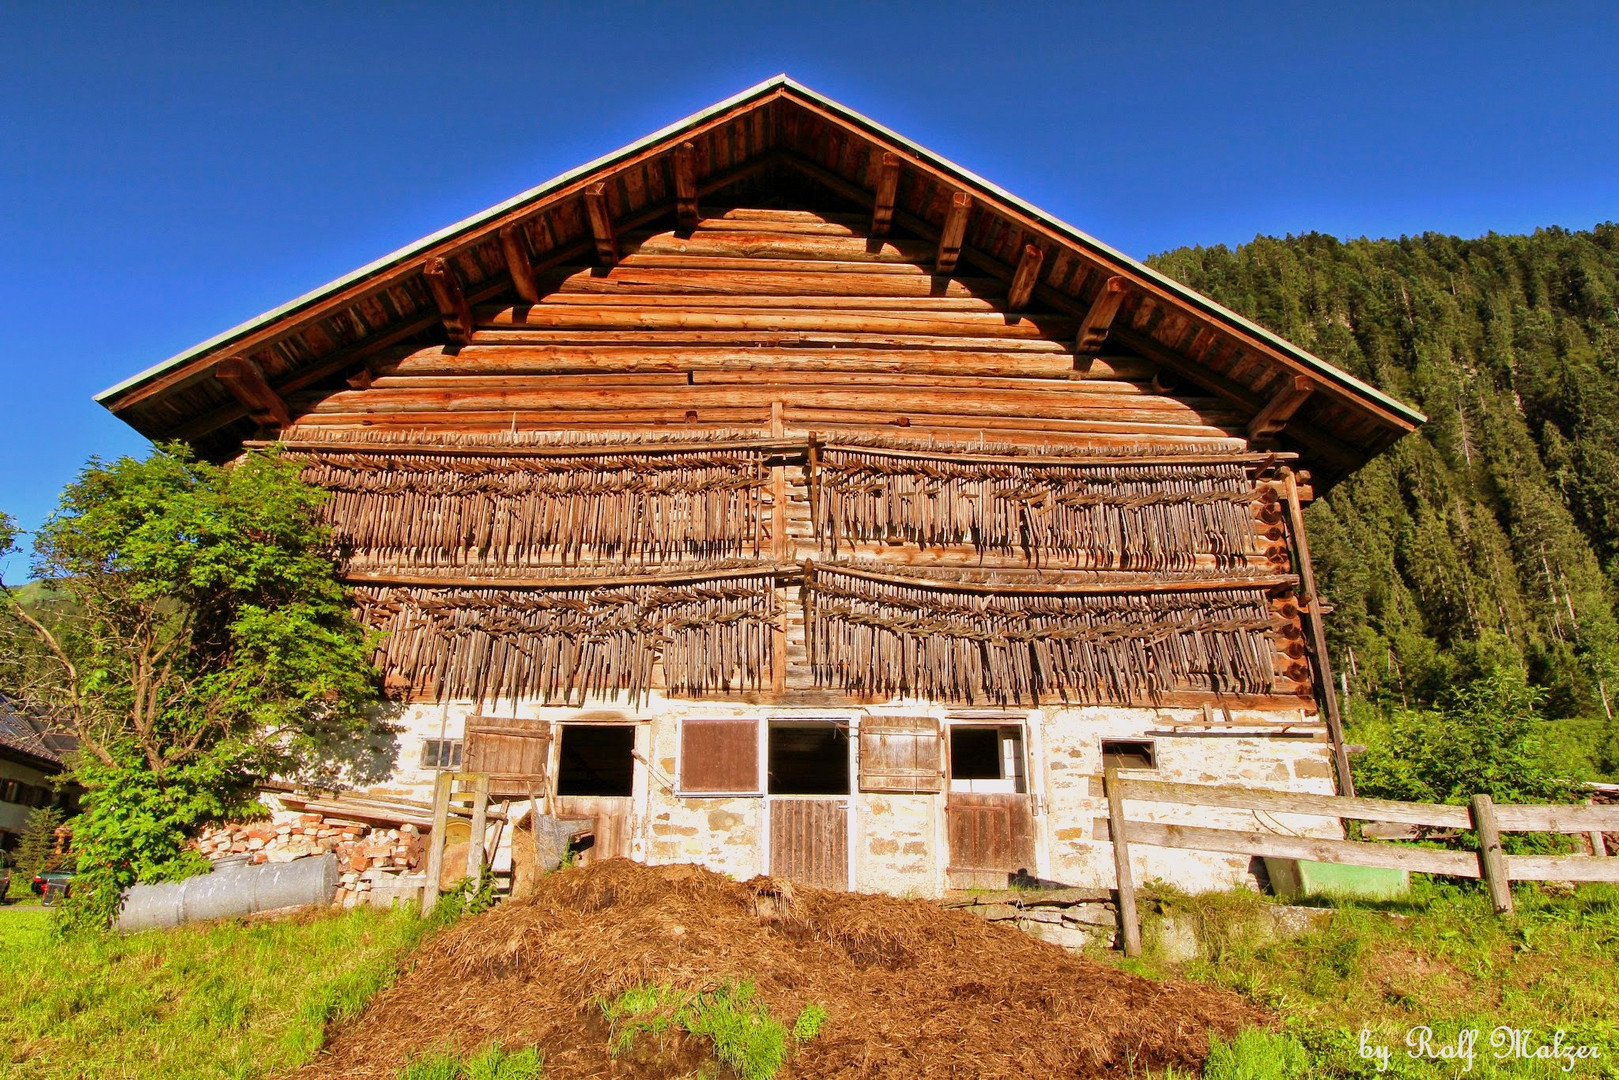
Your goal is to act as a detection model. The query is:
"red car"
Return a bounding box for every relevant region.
[31,870,72,905]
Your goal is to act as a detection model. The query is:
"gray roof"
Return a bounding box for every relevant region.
[0,697,72,770]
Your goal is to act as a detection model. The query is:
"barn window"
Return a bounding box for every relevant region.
[464,717,553,797]
[858,716,942,793]
[679,718,761,795]
[1101,739,1157,771]
[768,721,850,795]
[948,725,1025,794]
[420,738,463,770]
[556,725,636,797]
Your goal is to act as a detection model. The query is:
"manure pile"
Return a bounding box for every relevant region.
[294,860,1267,1079]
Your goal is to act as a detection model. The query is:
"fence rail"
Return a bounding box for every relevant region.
[1103,768,1619,956]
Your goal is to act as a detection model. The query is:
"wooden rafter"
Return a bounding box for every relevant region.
[673,142,699,232]
[499,224,540,304]
[1248,376,1316,441]
[870,152,900,237]
[585,182,619,265]
[423,258,473,348]
[935,192,971,274]
[1076,276,1128,353]
[214,357,291,429]
[1006,243,1045,311]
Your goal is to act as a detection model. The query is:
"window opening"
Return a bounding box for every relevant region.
[556,725,636,797]
[948,725,1025,794]
[1101,738,1157,771]
[767,721,850,795]
[421,738,463,770]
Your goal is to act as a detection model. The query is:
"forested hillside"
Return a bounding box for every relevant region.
[1151,226,1619,774]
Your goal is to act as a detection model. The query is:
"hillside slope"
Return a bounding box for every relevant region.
[1150,226,1619,768]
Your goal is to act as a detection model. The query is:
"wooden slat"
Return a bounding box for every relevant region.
[1123,819,1482,877]
[1494,803,1619,832]
[623,231,933,264]
[479,304,1077,339]
[1116,777,1473,829]
[770,798,848,889]
[1503,854,1619,882]
[858,716,942,793]
[547,266,999,297]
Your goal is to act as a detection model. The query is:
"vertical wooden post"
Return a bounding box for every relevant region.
[1591,830,1608,857]
[1105,764,1142,957]
[422,770,453,915]
[466,773,491,881]
[770,402,788,694]
[1282,469,1356,797]
[1471,794,1513,915]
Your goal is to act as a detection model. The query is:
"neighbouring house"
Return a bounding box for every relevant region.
[0,696,77,852]
[95,77,1424,897]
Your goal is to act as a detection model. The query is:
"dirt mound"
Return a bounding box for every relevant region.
[295,860,1268,1079]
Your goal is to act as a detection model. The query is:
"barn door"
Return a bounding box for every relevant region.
[945,723,1035,888]
[463,717,552,798]
[770,799,848,889]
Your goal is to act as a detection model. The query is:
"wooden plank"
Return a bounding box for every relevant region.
[547,265,1000,298]
[1007,244,1045,312]
[498,225,541,304]
[585,183,618,266]
[1124,819,1482,877]
[214,357,291,429]
[344,564,795,590]
[1493,804,1619,833]
[935,191,971,274]
[1471,794,1513,914]
[1106,764,1142,957]
[623,231,933,264]
[470,327,1074,353]
[870,152,900,237]
[946,792,1035,875]
[466,773,491,881]
[479,305,1077,339]
[1248,376,1315,440]
[825,563,1296,596]
[858,717,942,793]
[1504,854,1619,882]
[268,435,800,459]
[1076,276,1129,355]
[1283,469,1354,795]
[672,142,699,232]
[680,718,761,793]
[423,257,473,348]
[422,770,453,914]
[1116,777,1473,829]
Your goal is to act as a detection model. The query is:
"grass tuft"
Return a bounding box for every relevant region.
[398,1043,543,1080]
[600,980,823,1080]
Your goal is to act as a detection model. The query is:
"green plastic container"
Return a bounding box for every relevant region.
[1264,858,1410,901]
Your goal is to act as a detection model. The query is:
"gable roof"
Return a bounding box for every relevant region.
[96,75,1423,480]
[0,696,72,771]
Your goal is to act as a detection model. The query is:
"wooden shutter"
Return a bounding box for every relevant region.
[679,718,760,794]
[859,716,943,793]
[464,717,553,797]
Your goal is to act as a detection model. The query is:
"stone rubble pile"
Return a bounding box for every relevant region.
[193,810,426,908]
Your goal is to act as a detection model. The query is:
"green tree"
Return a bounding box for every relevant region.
[6,804,64,900]
[0,447,393,928]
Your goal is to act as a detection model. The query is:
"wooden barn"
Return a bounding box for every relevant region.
[97,77,1423,896]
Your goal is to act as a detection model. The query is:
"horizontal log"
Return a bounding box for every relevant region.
[781,406,1239,439]
[815,562,1296,596]
[1117,777,1474,829]
[251,436,805,459]
[385,344,1136,380]
[293,407,774,428]
[617,254,930,275]
[479,305,1076,340]
[529,291,1004,312]
[370,371,1151,397]
[822,542,1278,570]
[469,328,1073,353]
[695,216,862,236]
[623,230,933,264]
[345,564,797,589]
[547,265,1003,298]
[1494,804,1619,833]
[313,385,1230,421]
[1503,854,1619,882]
[817,443,1296,469]
[1123,819,1482,877]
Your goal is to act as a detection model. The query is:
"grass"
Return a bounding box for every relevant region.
[0,902,433,1080]
[1100,879,1619,1078]
[599,980,827,1080]
[397,1044,543,1080]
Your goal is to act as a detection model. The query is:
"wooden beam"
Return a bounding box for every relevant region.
[498,225,540,304]
[935,192,971,274]
[673,142,699,233]
[870,152,900,237]
[1106,764,1142,957]
[422,257,473,348]
[1248,375,1316,441]
[1076,276,1128,353]
[1471,795,1513,914]
[214,357,291,429]
[1006,243,1045,312]
[584,182,618,265]
[1283,468,1355,795]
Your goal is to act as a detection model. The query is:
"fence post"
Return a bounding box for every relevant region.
[422,770,454,915]
[1105,764,1142,957]
[466,773,491,881]
[1470,794,1513,915]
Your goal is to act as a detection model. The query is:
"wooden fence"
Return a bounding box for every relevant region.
[1103,766,1619,956]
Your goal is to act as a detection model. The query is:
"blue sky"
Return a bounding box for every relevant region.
[3,2,1617,578]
